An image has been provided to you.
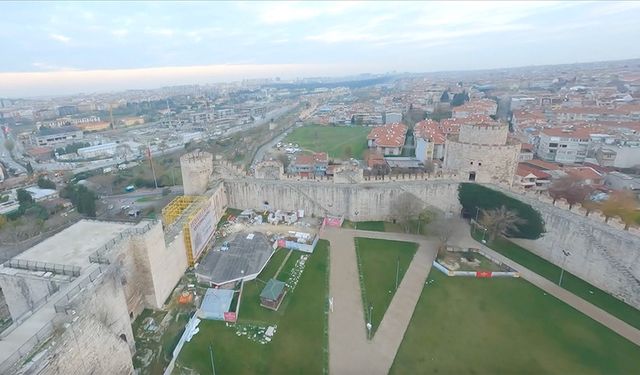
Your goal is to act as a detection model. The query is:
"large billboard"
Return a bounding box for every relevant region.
[188,201,216,261]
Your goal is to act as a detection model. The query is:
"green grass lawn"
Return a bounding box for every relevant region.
[342,219,426,234]
[391,271,640,374]
[236,248,289,324]
[284,124,371,159]
[471,229,640,330]
[355,237,418,337]
[176,241,329,374]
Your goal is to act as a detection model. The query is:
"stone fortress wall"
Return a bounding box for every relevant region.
[181,150,214,196]
[444,121,520,185]
[458,123,509,145]
[220,165,640,309]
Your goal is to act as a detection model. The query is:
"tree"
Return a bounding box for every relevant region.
[431,214,454,244]
[479,205,527,242]
[458,183,545,239]
[599,191,640,227]
[37,176,56,189]
[26,162,33,175]
[391,192,422,233]
[548,176,592,207]
[16,189,33,207]
[417,208,434,235]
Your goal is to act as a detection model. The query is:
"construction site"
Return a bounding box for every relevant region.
[0,150,321,374]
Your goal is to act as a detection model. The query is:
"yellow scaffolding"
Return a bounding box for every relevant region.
[161,195,199,226]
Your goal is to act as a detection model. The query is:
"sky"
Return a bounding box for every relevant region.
[1,1,639,97]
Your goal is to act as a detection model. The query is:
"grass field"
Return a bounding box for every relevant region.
[176,241,329,374]
[472,230,640,330]
[390,271,640,374]
[355,237,418,337]
[237,248,290,324]
[342,219,426,234]
[284,124,370,159]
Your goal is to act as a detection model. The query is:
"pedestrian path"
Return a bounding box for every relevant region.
[320,228,437,375]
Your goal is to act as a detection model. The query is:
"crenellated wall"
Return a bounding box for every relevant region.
[224,174,640,309]
[491,185,640,309]
[224,178,461,221]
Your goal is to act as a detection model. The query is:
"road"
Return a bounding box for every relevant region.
[0,133,27,175]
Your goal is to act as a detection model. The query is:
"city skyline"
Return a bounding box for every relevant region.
[1,1,640,97]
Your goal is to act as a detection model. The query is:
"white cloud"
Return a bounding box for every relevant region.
[111,29,129,38]
[255,1,361,24]
[49,33,71,44]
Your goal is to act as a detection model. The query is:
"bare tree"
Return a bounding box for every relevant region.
[391,192,422,233]
[548,176,592,207]
[479,205,526,241]
[431,214,454,244]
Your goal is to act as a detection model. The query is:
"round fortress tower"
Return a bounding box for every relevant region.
[180,150,214,195]
[443,120,520,185]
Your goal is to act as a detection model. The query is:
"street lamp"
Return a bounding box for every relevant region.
[354,210,359,231]
[367,303,373,340]
[481,228,487,244]
[558,250,571,287]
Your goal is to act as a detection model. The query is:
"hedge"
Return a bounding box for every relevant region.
[458,183,545,239]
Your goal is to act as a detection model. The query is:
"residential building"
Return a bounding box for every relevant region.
[367,123,408,155]
[519,143,535,162]
[595,145,640,168]
[515,163,551,190]
[287,152,329,176]
[384,112,402,124]
[565,166,604,185]
[414,120,446,162]
[536,127,592,164]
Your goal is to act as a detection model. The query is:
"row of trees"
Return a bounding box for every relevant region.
[60,183,97,217]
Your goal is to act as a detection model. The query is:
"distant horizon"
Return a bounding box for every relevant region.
[2,56,639,100]
[1,1,639,98]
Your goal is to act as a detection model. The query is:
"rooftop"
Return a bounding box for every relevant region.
[260,278,286,300]
[37,126,81,136]
[196,232,274,285]
[13,220,137,271]
[367,123,408,148]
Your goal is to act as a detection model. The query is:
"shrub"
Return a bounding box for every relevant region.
[458,183,545,239]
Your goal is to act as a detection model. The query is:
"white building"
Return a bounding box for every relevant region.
[536,128,592,164]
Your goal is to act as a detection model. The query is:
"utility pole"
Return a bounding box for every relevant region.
[558,250,571,287]
[395,256,400,290]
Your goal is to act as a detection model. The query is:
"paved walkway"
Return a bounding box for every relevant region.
[320,228,437,375]
[448,219,640,347]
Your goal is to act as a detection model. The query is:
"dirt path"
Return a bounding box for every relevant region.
[320,228,437,374]
[448,219,640,347]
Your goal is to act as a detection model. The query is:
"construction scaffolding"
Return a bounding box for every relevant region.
[162,196,200,226]
[162,195,216,266]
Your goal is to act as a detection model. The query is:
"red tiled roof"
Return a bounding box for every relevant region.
[564,167,603,181]
[523,159,561,170]
[367,123,407,148]
[516,163,551,179]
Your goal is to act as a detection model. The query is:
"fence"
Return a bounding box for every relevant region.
[3,259,81,277]
[0,320,56,374]
[88,219,157,265]
[53,266,107,313]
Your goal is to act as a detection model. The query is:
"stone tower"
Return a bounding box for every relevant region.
[180,150,214,195]
[443,119,520,185]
